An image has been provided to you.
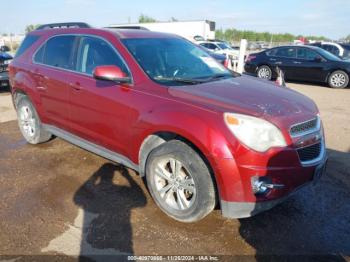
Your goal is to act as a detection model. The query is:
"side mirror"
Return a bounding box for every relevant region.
[314,57,323,63]
[93,65,131,84]
[0,46,10,52]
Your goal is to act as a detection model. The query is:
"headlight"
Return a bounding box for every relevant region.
[224,113,287,152]
[4,59,12,65]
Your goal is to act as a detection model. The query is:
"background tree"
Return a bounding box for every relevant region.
[25,24,40,34]
[216,28,329,43]
[138,14,157,23]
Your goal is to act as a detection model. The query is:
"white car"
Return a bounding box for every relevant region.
[310,42,350,60]
[198,41,239,59]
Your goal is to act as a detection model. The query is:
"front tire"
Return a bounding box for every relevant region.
[16,96,52,144]
[328,70,349,89]
[146,140,216,222]
[257,65,272,80]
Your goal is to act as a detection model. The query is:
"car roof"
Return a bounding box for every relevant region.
[30,27,181,40]
[271,45,320,50]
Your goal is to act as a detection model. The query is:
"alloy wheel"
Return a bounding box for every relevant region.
[258,67,271,79]
[153,158,196,211]
[330,73,346,88]
[19,105,36,138]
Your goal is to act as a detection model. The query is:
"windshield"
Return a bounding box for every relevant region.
[343,49,350,60]
[217,42,232,50]
[341,45,350,60]
[317,47,342,61]
[122,38,232,86]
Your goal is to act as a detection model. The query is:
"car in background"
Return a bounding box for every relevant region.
[247,42,260,51]
[256,41,269,50]
[309,42,350,60]
[245,45,350,88]
[197,45,229,67]
[0,45,13,87]
[198,41,239,59]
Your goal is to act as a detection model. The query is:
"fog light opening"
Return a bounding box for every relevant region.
[251,176,285,195]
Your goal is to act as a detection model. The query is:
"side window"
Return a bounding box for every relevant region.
[211,44,219,50]
[333,46,340,56]
[266,49,277,56]
[297,48,318,60]
[34,44,45,63]
[15,35,40,58]
[38,35,77,70]
[76,36,128,75]
[202,43,215,50]
[275,47,296,58]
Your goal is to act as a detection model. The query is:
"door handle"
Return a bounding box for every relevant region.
[293,61,302,64]
[275,61,282,65]
[36,86,47,92]
[70,82,82,91]
[270,58,277,61]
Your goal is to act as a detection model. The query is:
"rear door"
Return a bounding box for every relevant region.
[293,47,326,81]
[32,35,79,130]
[270,47,297,79]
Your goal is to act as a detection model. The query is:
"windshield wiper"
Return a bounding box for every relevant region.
[154,76,205,85]
[200,74,232,82]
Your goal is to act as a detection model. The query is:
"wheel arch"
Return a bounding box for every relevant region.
[256,64,276,78]
[326,68,349,82]
[12,89,29,109]
[138,131,221,204]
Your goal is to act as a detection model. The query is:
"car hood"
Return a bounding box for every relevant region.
[168,75,319,128]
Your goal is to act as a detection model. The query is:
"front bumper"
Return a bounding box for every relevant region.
[221,156,327,218]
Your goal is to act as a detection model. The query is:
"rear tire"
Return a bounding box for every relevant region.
[145,140,216,222]
[328,70,349,89]
[257,65,272,80]
[16,96,52,144]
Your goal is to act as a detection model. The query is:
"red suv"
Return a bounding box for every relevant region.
[9,23,327,222]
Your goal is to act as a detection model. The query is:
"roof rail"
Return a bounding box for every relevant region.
[106,26,150,30]
[36,22,91,30]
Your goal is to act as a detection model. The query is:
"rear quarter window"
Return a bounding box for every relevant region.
[15,35,40,58]
[265,49,277,56]
[34,35,78,70]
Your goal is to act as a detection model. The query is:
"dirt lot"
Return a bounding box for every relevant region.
[0,83,349,261]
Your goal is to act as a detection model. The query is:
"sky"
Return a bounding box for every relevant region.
[1,0,349,39]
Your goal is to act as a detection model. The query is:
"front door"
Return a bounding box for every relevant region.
[272,47,297,80]
[293,48,326,82]
[68,35,134,156]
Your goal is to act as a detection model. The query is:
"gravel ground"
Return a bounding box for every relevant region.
[0,82,349,261]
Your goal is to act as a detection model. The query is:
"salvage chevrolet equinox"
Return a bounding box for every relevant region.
[9,23,327,222]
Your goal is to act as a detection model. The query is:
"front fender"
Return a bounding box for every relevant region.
[130,106,242,202]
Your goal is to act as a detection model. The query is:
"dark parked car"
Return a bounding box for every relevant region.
[9,23,326,222]
[245,45,350,88]
[0,46,13,87]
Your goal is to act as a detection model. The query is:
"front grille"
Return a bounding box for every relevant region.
[290,118,318,136]
[297,143,322,162]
